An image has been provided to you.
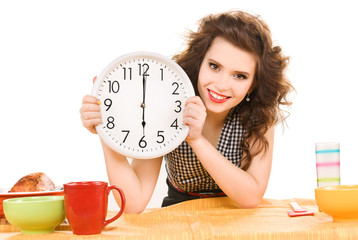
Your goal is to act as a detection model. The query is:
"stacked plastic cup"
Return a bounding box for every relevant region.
[315,142,340,187]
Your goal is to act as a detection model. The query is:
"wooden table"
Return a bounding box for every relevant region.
[1,197,358,239]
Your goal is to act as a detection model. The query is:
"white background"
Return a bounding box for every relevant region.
[1,0,357,210]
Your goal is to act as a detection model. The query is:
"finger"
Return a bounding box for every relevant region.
[184,101,206,120]
[82,117,102,127]
[185,101,205,114]
[93,76,97,84]
[80,102,101,115]
[183,107,201,121]
[183,103,206,123]
[182,115,198,127]
[81,111,102,121]
[82,119,101,134]
[82,95,99,104]
[185,96,205,107]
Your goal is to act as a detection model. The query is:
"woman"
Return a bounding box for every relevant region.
[80,10,293,213]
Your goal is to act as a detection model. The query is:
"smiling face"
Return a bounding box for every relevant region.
[197,37,257,117]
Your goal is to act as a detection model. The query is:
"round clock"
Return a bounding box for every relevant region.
[91,52,195,159]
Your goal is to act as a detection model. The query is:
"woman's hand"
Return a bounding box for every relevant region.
[79,76,102,134]
[183,96,207,143]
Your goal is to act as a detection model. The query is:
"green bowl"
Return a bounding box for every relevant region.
[3,196,65,234]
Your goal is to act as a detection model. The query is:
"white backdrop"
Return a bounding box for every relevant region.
[1,0,357,210]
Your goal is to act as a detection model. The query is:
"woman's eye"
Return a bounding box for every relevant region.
[234,74,248,80]
[209,63,219,71]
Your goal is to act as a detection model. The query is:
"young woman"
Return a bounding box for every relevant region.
[80,10,293,213]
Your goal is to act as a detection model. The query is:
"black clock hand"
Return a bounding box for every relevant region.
[141,74,146,135]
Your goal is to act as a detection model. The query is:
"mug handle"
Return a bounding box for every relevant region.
[103,185,126,227]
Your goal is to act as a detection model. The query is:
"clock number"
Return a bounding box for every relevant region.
[172,82,179,95]
[123,67,132,80]
[138,63,150,76]
[107,116,115,129]
[104,98,112,111]
[170,119,178,130]
[122,130,130,143]
[139,136,147,148]
[108,80,120,93]
[156,131,165,143]
[174,100,182,113]
[160,68,164,81]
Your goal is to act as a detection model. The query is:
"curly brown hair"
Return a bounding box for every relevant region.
[173,10,293,170]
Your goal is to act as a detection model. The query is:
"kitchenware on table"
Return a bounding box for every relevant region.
[64,181,125,235]
[315,142,340,187]
[3,196,65,234]
[315,184,358,222]
[287,201,314,217]
[0,188,63,218]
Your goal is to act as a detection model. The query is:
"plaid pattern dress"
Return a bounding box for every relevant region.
[164,107,246,192]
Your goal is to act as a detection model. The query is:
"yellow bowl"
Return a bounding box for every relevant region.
[315,185,358,222]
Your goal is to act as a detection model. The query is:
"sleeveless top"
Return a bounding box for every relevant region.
[164,107,246,192]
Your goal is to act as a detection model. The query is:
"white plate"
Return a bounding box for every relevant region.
[0,187,63,196]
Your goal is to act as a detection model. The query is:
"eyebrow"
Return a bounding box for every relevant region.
[208,58,251,77]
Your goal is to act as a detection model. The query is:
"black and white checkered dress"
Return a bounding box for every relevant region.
[164,107,246,192]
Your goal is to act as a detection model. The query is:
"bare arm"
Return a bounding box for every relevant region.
[188,127,273,208]
[101,142,163,214]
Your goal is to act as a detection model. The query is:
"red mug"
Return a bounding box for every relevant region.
[63,181,125,235]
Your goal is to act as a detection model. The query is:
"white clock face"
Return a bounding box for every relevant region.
[92,52,195,159]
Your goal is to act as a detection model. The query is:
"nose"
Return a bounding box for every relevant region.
[215,73,231,91]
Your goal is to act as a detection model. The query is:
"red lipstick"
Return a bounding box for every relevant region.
[207,89,231,103]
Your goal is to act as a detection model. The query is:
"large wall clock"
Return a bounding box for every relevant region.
[92,52,195,159]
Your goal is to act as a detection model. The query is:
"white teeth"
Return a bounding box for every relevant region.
[209,90,227,100]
